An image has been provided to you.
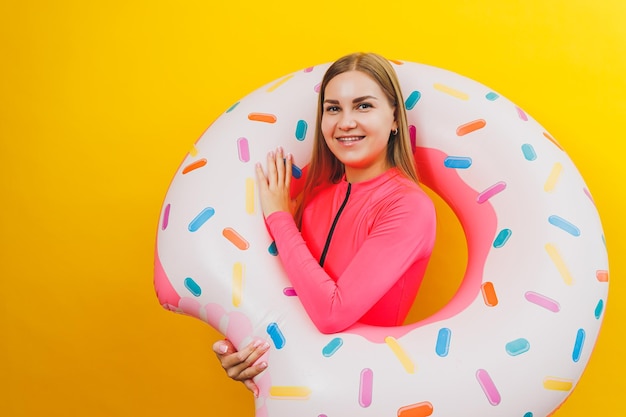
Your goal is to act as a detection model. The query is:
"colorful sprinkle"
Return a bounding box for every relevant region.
[232,262,244,307]
[523,413,533,417]
[548,215,580,237]
[385,336,415,373]
[545,243,573,285]
[516,106,528,121]
[596,270,609,282]
[237,137,250,162]
[222,227,249,250]
[189,145,199,157]
[521,143,537,161]
[188,207,215,232]
[505,338,530,356]
[267,74,294,92]
[493,229,512,248]
[481,282,498,307]
[477,181,506,203]
[226,102,239,113]
[444,156,472,169]
[269,386,311,399]
[543,377,573,391]
[397,402,434,417]
[303,67,313,73]
[456,119,486,136]
[485,92,499,101]
[283,287,297,296]
[359,368,374,407]
[267,322,286,349]
[435,328,451,357]
[525,291,560,312]
[476,369,501,405]
[544,162,563,192]
[543,132,564,150]
[292,163,303,179]
[409,125,417,151]
[161,203,171,230]
[405,91,421,110]
[572,329,585,362]
[245,177,255,214]
[434,83,469,100]
[595,299,604,319]
[268,241,278,256]
[584,188,595,205]
[248,113,277,123]
[182,158,207,174]
[295,120,308,141]
[322,337,344,357]
[184,277,201,297]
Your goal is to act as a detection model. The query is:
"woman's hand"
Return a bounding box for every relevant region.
[212,339,270,397]
[255,147,293,217]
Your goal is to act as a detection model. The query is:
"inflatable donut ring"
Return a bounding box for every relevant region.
[154,60,609,417]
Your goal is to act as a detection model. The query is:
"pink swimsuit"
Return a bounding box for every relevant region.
[265,168,436,334]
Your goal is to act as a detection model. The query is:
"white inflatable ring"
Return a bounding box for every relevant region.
[154,60,609,417]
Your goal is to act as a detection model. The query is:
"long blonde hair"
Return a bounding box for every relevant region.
[295,52,419,227]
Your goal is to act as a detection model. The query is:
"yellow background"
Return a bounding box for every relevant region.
[1,0,624,416]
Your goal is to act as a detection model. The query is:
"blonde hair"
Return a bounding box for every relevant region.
[295,52,419,227]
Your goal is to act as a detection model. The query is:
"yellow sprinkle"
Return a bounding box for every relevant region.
[189,145,199,157]
[543,377,573,391]
[545,243,574,285]
[245,177,255,215]
[544,162,563,192]
[269,386,312,399]
[232,262,244,307]
[267,74,295,92]
[434,83,469,100]
[385,336,415,374]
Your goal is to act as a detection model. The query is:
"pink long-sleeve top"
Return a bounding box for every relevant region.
[265,168,436,334]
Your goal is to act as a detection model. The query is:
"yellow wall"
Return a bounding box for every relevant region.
[1,0,623,416]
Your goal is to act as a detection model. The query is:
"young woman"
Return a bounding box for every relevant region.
[213,52,436,396]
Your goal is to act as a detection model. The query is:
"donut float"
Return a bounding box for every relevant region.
[154,60,609,416]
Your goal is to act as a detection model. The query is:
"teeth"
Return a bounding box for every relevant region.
[337,136,363,142]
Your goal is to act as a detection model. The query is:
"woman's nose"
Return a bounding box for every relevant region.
[338,113,357,130]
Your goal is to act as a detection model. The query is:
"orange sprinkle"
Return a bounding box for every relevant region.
[596,270,609,282]
[248,113,277,123]
[543,132,564,151]
[457,119,486,136]
[389,59,404,65]
[481,282,498,307]
[223,227,249,250]
[182,158,207,174]
[398,401,434,417]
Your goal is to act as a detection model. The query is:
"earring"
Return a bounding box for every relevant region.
[391,128,398,136]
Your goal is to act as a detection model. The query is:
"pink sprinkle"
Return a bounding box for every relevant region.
[237,137,250,162]
[409,125,417,151]
[303,66,314,73]
[476,369,501,406]
[584,188,596,206]
[525,291,560,312]
[283,287,297,296]
[359,368,373,407]
[161,204,171,230]
[314,83,321,93]
[516,106,528,121]
[477,181,506,204]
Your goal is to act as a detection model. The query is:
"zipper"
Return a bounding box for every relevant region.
[319,183,351,267]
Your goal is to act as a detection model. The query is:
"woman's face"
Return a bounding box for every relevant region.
[321,70,397,183]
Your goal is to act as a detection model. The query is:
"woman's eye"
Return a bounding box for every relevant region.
[357,102,372,110]
[325,106,339,113]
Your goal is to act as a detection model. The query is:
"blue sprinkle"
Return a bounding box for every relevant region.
[493,229,512,248]
[548,215,581,237]
[595,299,604,319]
[226,102,240,113]
[505,338,530,356]
[184,277,202,297]
[295,120,307,141]
[444,156,472,169]
[435,328,451,357]
[572,328,585,362]
[188,207,215,232]
[322,337,344,357]
[521,144,537,161]
[267,322,286,349]
[268,241,278,256]
[486,92,500,101]
[292,164,303,179]
[405,91,421,110]
[523,413,533,417]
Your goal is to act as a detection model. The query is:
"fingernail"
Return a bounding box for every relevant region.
[218,344,228,354]
[252,339,263,348]
[259,361,268,369]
